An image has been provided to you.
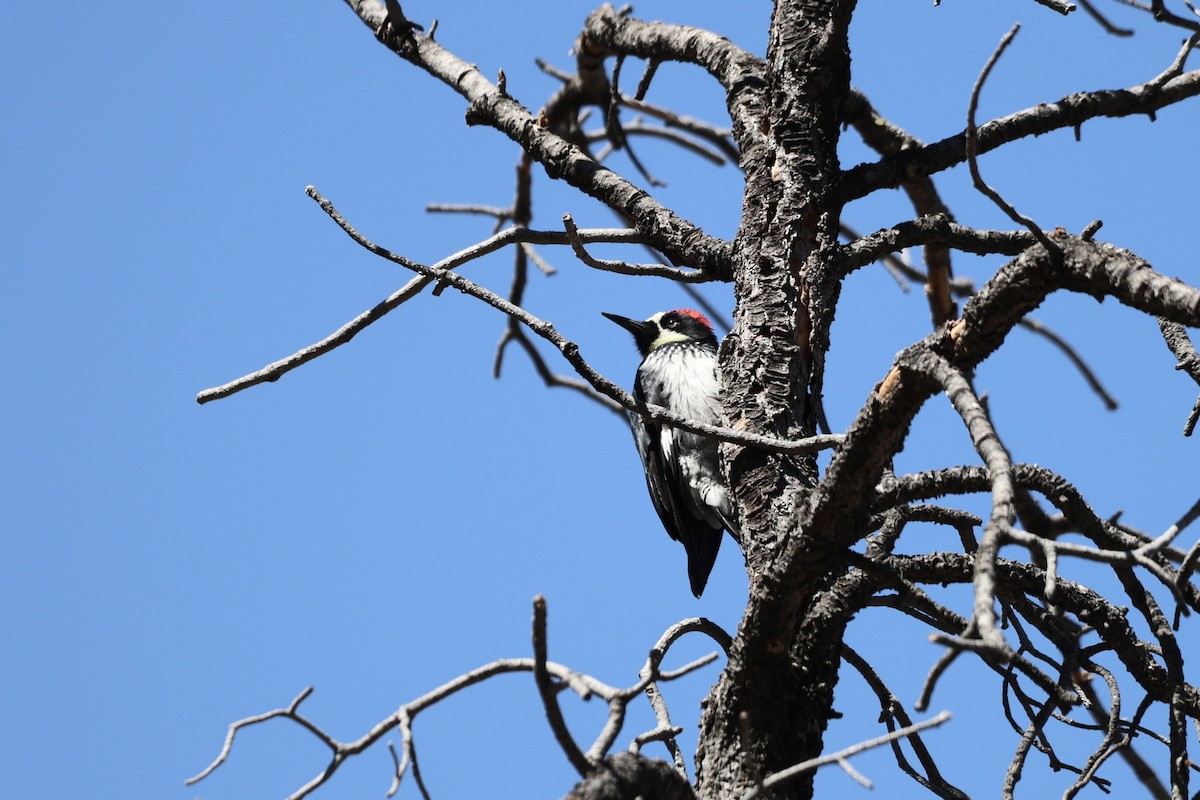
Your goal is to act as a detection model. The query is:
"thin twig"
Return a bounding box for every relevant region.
[425,202,511,219]
[923,353,1016,656]
[634,59,659,100]
[591,120,728,165]
[1068,664,1171,800]
[190,655,623,799]
[196,220,683,404]
[1079,0,1136,34]
[1148,31,1200,92]
[488,160,620,414]
[842,645,969,799]
[534,56,574,83]
[842,59,1200,202]
[561,213,707,280]
[196,272,428,405]
[532,595,592,776]
[1018,318,1119,410]
[293,187,844,456]
[741,712,953,799]
[503,329,624,413]
[966,24,1064,268]
[589,617,729,761]
[619,95,740,163]
[917,636,965,713]
[1180,538,1200,593]
[187,687,318,784]
[521,242,557,276]
[1149,0,1200,31]
[839,222,911,292]
[1157,317,1200,435]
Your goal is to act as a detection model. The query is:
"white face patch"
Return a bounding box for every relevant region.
[645,311,693,351]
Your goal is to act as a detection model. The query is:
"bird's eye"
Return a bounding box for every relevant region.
[663,316,676,328]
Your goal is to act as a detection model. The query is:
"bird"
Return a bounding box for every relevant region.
[602,308,738,597]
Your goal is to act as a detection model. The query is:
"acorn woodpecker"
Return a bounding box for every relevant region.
[602,309,738,597]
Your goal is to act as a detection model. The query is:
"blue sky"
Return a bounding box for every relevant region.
[3,2,1197,798]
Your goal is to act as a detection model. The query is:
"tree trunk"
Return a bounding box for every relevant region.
[699,1,857,798]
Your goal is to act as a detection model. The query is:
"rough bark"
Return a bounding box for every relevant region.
[697,2,858,798]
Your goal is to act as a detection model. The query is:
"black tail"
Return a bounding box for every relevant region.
[684,525,724,597]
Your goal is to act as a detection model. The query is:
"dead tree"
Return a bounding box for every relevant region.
[193,1,1200,798]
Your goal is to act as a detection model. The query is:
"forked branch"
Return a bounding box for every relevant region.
[287,186,844,457]
[189,599,726,799]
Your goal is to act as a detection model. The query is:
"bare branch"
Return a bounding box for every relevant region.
[1146,0,1200,31]
[634,58,659,100]
[1079,0,1137,34]
[842,217,1119,409]
[635,683,687,776]
[1157,317,1200,435]
[966,24,1064,268]
[839,222,913,292]
[741,712,953,800]
[596,119,729,165]
[587,649,719,763]
[1181,537,1200,594]
[842,62,1200,202]
[895,552,1200,716]
[843,90,958,325]
[222,187,843,458]
[535,56,574,83]
[916,648,963,714]
[489,160,622,414]
[628,623,729,777]
[839,215,1034,275]
[425,202,512,219]
[1000,656,1068,800]
[580,5,768,171]
[1018,317,1119,410]
[920,354,1016,656]
[187,687,318,785]
[533,595,592,776]
[619,95,740,164]
[351,0,735,275]
[561,213,712,281]
[878,462,1200,612]
[521,242,557,276]
[195,272,429,405]
[194,219,671,405]
[188,601,727,799]
[1066,664,1171,800]
[501,328,624,413]
[590,618,729,762]
[1001,523,1188,608]
[187,657,623,799]
[842,646,969,799]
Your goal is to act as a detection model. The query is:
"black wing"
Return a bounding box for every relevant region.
[630,386,723,597]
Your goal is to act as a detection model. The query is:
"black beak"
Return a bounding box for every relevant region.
[602,312,657,354]
[601,312,652,337]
